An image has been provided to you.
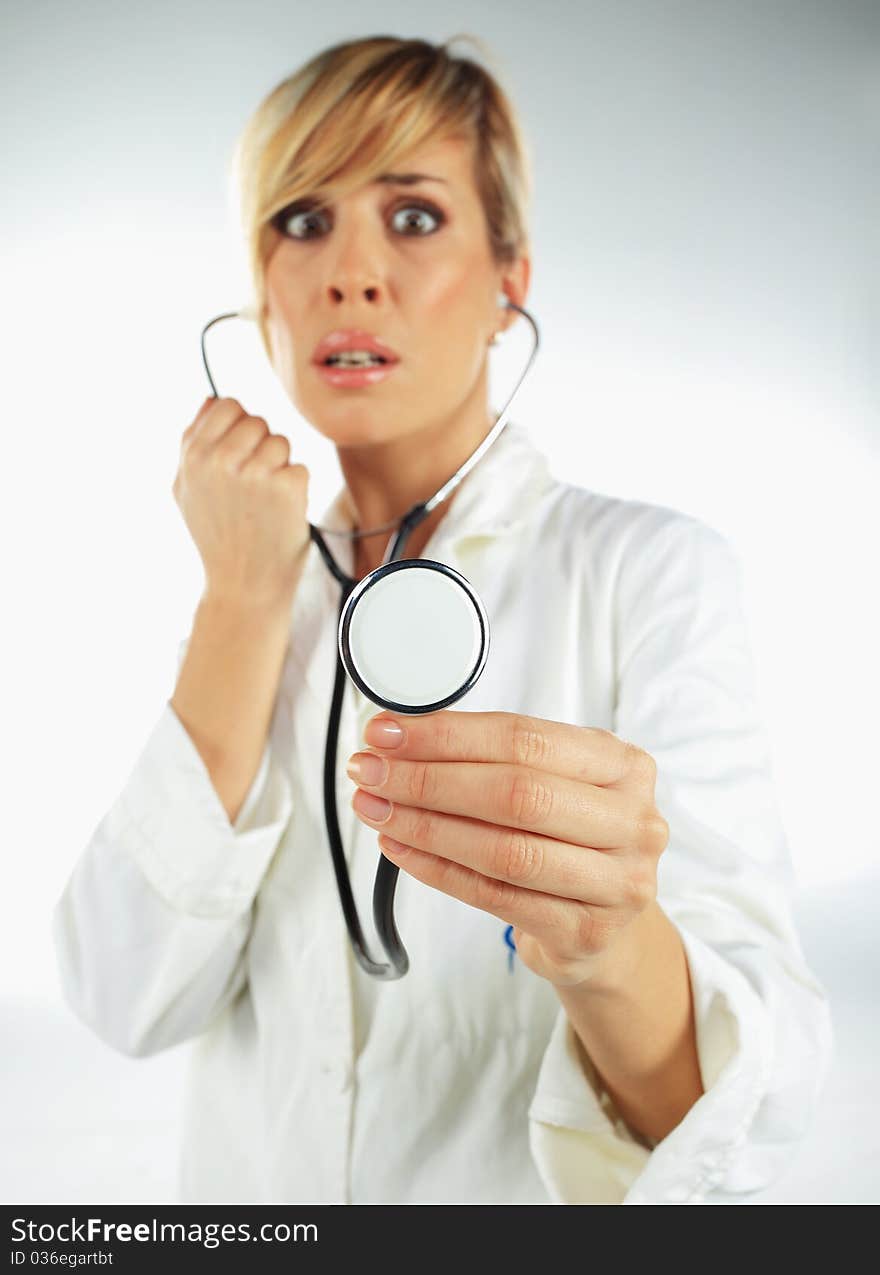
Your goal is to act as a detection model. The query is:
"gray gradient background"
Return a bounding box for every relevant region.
[2,0,877,1203]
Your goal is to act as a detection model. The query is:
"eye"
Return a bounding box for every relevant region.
[274,203,329,239]
[388,202,443,235]
[273,199,444,240]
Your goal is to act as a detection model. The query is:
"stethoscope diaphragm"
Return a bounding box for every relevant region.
[338,558,490,714]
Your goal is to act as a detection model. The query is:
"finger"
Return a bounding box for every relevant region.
[184,396,248,449]
[181,394,218,443]
[348,753,650,851]
[375,833,616,956]
[363,708,653,794]
[214,414,270,468]
[239,432,291,475]
[351,792,630,904]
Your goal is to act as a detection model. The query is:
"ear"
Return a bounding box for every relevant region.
[496,254,531,331]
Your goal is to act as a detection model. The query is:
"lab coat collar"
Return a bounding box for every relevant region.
[313,418,555,571]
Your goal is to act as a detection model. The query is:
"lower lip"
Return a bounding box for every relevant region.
[314,360,400,387]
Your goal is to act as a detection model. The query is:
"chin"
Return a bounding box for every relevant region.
[313,403,410,446]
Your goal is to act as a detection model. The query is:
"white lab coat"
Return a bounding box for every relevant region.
[51,420,832,1204]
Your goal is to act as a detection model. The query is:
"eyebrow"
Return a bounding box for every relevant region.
[373,172,448,186]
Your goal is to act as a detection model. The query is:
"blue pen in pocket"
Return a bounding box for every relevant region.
[504,924,517,973]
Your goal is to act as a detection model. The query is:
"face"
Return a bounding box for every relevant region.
[261,133,529,447]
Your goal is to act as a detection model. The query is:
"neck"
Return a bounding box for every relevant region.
[338,376,495,580]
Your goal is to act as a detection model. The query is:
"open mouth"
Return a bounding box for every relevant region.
[323,354,392,367]
[315,356,399,386]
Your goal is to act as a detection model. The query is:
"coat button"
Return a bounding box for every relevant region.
[320,1059,353,1092]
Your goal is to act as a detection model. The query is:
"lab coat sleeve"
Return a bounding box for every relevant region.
[527,511,833,1204]
[51,635,293,1059]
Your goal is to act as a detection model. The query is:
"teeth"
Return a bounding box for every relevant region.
[325,351,387,366]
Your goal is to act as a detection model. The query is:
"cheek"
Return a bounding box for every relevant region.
[421,260,483,317]
[419,269,488,364]
[265,310,297,389]
[264,280,308,388]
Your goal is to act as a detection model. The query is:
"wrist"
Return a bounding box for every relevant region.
[200,585,296,625]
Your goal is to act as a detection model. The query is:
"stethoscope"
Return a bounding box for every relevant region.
[200,294,541,979]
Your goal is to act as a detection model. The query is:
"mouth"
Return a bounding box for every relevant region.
[311,329,401,367]
[320,353,394,368]
[314,359,400,388]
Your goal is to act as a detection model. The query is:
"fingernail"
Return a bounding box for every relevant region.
[352,790,393,823]
[364,717,406,749]
[346,752,388,786]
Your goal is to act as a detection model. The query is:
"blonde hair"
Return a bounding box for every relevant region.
[229,34,533,362]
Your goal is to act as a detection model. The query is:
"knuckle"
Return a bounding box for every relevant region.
[213,421,266,470]
[281,463,309,488]
[640,808,669,855]
[589,726,618,753]
[408,806,436,852]
[511,714,551,769]
[240,416,269,440]
[625,861,656,910]
[621,737,639,771]
[495,829,543,884]
[474,872,518,915]
[224,416,261,442]
[407,760,436,807]
[651,813,670,854]
[242,437,287,478]
[508,770,554,826]
[575,906,605,955]
[625,739,657,783]
[623,873,642,911]
[436,715,460,756]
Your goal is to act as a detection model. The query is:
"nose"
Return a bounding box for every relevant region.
[323,209,387,307]
[328,278,380,306]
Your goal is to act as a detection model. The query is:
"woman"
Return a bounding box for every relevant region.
[52,34,832,1205]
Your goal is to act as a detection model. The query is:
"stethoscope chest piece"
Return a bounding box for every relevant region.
[338,559,490,714]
